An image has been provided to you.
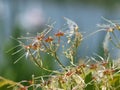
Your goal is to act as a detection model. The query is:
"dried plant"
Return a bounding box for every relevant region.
[0,17,120,90]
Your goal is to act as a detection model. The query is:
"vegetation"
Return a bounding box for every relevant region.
[0,17,120,90]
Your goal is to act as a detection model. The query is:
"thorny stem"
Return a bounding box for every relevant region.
[28,50,59,74]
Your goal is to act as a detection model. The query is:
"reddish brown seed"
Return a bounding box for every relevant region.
[78,64,86,68]
[101,61,108,67]
[45,36,53,43]
[90,64,97,70]
[65,71,73,76]
[92,76,97,81]
[19,87,28,90]
[55,31,64,37]
[103,69,114,75]
[36,35,44,41]
[28,80,33,85]
[31,43,40,50]
[75,68,82,74]
[59,76,66,83]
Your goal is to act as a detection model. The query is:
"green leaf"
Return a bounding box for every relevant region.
[85,72,95,90]
[0,79,8,88]
[112,74,120,90]
[0,76,23,88]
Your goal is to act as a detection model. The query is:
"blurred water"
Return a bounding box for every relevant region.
[1,0,120,63]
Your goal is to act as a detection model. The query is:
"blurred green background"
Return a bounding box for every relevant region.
[0,0,120,89]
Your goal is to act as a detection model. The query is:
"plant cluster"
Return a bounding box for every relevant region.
[0,17,120,90]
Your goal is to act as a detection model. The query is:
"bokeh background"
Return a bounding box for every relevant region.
[0,0,120,89]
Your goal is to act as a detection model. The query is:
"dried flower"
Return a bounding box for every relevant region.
[45,36,53,43]
[101,61,108,67]
[79,64,86,68]
[103,69,114,75]
[19,86,28,90]
[36,35,44,41]
[58,76,66,83]
[90,64,97,70]
[55,31,64,37]
[65,71,74,77]
[31,43,40,50]
[75,68,82,74]
[28,80,33,85]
